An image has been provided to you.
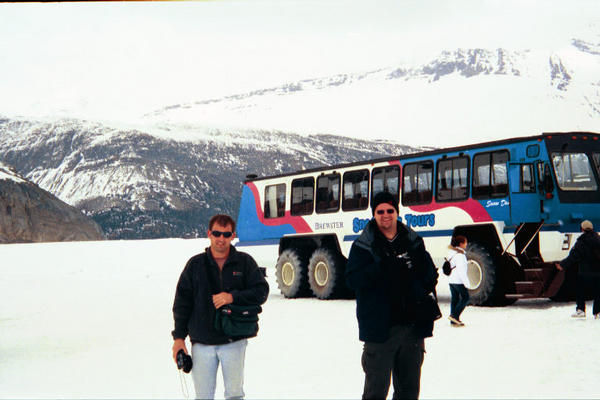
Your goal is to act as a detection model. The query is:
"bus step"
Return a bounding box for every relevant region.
[540,269,566,298]
[523,268,553,282]
[505,293,530,300]
[514,281,544,297]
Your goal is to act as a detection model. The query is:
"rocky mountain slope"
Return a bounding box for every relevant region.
[0,162,105,243]
[0,118,422,239]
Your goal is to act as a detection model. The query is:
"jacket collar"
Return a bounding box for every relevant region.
[205,245,238,268]
[355,219,417,252]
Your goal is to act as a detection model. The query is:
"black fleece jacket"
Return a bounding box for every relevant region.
[172,246,269,344]
[346,220,438,343]
[560,230,600,278]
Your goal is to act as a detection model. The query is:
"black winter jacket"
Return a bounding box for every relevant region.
[346,220,438,343]
[560,230,600,277]
[172,246,269,344]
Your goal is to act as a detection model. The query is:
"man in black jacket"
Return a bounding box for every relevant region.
[172,214,269,399]
[556,220,600,319]
[346,191,438,400]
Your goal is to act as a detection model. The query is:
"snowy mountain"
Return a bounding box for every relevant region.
[1,43,599,240]
[142,45,600,147]
[0,117,422,239]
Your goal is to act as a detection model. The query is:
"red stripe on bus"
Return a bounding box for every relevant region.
[408,198,492,222]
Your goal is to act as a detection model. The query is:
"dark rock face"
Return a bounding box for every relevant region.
[0,179,105,243]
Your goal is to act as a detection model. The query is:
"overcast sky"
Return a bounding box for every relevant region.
[0,0,598,121]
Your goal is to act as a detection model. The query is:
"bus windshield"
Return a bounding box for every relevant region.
[551,152,598,191]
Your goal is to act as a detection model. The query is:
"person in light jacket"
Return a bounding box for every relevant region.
[447,235,470,326]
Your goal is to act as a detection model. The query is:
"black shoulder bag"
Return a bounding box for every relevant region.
[214,304,262,337]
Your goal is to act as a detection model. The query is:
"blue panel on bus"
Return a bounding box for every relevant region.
[477,197,511,224]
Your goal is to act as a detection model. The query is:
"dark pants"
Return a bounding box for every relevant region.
[361,324,425,400]
[576,275,600,315]
[449,284,470,320]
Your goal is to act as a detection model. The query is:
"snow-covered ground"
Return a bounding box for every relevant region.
[1,238,599,399]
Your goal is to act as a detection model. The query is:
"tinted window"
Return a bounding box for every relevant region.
[437,156,469,202]
[402,161,433,205]
[264,184,286,218]
[316,173,341,213]
[552,153,598,191]
[372,165,400,204]
[472,151,509,198]
[291,177,314,216]
[342,169,369,211]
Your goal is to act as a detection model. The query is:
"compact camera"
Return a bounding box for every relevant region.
[176,349,193,373]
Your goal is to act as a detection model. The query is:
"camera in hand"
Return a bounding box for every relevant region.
[176,349,193,373]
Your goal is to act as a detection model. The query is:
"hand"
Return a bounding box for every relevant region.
[212,292,233,309]
[172,338,188,363]
[555,262,563,271]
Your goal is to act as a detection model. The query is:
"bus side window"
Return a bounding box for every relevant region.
[316,173,341,213]
[371,165,400,204]
[473,150,509,198]
[436,156,469,202]
[264,184,286,218]
[521,164,536,192]
[343,169,369,211]
[291,177,314,216]
[402,161,433,206]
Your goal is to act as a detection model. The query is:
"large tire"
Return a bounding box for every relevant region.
[465,243,497,305]
[307,248,347,299]
[275,249,311,298]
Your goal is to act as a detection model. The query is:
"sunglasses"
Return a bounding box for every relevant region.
[376,209,396,215]
[211,230,233,238]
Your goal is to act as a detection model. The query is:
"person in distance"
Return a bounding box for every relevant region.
[556,220,600,319]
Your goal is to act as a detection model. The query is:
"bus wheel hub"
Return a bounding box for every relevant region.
[315,261,329,287]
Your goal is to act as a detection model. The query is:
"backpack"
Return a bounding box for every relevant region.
[442,255,455,276]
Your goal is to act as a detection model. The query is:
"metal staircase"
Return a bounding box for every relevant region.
[503,222,565,300]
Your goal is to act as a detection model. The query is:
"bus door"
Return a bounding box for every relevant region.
[509,162,542,224]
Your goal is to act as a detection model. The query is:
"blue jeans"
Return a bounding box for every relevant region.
[449,283,470,320]
[191,339,248,400]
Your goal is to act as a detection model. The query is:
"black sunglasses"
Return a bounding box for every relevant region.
[211,230,233,238]
[376,209,396,215]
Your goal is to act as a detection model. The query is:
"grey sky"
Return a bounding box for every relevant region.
[0,0,597,120]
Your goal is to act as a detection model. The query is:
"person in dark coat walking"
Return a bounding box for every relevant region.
[556,220,600,319]
[346,191,438,400]
[171,214,269,399]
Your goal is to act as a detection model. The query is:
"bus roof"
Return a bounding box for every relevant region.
[244,131,600,183]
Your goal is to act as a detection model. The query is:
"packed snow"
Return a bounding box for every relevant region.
[1,238,599,399]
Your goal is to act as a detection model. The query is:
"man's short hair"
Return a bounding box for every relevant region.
[209,214,236,232]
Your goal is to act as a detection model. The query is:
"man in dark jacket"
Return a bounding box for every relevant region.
[346,191,438,400]
[556,220,600,319]
[172,214,269,399]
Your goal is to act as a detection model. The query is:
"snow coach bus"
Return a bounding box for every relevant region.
[236,132,600,305]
